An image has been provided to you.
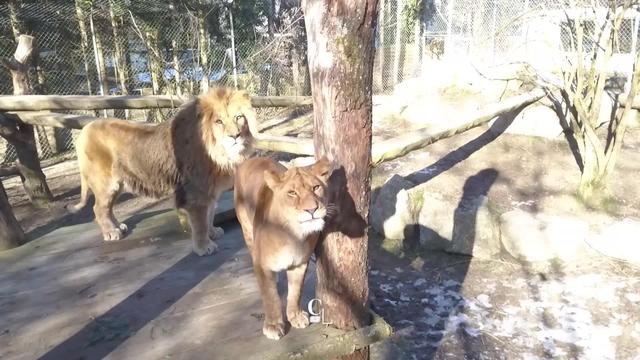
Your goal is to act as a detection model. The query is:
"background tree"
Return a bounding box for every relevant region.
[304,0,378,359]
[0,181,24,251]
[535,0,640,204]
[0,35,53,207]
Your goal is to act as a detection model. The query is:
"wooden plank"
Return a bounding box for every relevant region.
[254,133,315,155]
[0,204,391,360]
[371,88,547,166]
[0,94,312,111]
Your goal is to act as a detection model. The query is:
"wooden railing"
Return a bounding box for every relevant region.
[0,90,547,171]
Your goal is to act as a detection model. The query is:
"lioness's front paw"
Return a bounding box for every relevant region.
[263,322,286,340]
[103,227,124,241]
[287,310,310,329]
[118,223,128,233]
[208,226,224,240]
[193,239,218,256]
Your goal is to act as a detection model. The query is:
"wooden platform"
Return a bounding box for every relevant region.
[0,194,390,360]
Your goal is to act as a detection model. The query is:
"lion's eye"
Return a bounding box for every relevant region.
[235,114,245,122]
[287,190,297,197]
[313,185,321,192]
[216,119,224,125]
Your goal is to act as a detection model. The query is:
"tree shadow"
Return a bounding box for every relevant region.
[38,246,239,360]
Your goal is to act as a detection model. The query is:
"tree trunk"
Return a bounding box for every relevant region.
[304,1,378,359]
[393,0,404,85]
[172,39,183,96]
[89,12,109,99]
[8,0,22,41]
[109,1,129,96]
[0,181,24,251]
[198,10,210,94]
[0,35,53,207]
[75,0,94,96]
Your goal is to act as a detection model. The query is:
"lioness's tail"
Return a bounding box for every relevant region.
[67,172,89,213]
[66,129,90,213]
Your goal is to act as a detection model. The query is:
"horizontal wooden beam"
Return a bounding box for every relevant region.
[254,134,314,155]
[11,111,314,156]
[370,88,547,166]
[0,94,312,111]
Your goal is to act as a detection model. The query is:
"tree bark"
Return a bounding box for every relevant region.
[8,0,22,41]
[304,1,378,359]
[198,10,210,94]
[0,181,25,251]
[75,0,94,96]
[0,35,53,207]
[110,0,129,96]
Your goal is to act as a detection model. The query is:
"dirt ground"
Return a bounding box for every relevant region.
[2,106,640,359]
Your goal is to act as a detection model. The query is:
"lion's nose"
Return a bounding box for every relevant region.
[305,206,318,216]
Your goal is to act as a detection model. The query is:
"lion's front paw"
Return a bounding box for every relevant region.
[118,223,129,233]
[208,225,224,240]
[193,239,219,256]
[103,227,125,241]
[287,310,310,329]
[263,321,286,340]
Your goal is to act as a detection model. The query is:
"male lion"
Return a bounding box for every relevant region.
[68,87,255,256]
[234,156,333,340]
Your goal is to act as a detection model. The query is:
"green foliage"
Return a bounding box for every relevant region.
[402,0,421,32]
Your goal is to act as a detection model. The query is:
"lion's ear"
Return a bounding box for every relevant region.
[311,156,333,183]
[263,170,281,190]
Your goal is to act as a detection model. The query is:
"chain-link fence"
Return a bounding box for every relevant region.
[0,0,309,166]
[374,0,639,92]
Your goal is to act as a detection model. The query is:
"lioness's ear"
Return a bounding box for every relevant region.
[311,156,333,183]
[263,170,281,190]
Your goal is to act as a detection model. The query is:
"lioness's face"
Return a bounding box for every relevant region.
[202,89,255,160]
[264,158,333,238]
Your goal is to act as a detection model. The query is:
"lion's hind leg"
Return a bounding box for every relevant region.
[185,204,218,256]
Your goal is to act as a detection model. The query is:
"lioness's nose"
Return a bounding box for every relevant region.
[305,206,318,215]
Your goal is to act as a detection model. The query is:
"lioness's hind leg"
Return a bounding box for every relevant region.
[93,180,126,241]
[186,205,218,256]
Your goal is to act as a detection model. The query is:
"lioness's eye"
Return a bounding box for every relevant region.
[235,114,245,121]
[216,119,224,125]
[287,190,297,197]
[313,185,321,192]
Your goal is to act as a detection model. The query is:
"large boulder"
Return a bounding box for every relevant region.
[586,218,640,265]
[500,209,590,263]
[370,175,419,240]
[418,192,501,259]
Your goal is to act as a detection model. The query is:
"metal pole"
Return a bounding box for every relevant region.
[628,13,640,93]
[229,8,238,89]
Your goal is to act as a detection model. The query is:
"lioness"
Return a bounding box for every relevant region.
[234,156,333,340]
[68,87,255,256]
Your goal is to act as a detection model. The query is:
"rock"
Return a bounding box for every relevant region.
[500,209,590,262]
[586,218,640,264]
[418,192,501,259]
[370,175,418,240]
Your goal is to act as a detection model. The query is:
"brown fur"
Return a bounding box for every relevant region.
[234,156,333,340]
[69,87,256,256]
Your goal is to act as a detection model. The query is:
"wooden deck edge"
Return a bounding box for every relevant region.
[267,311,394,360]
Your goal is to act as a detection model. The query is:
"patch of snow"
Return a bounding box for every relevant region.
[414,278,427,287]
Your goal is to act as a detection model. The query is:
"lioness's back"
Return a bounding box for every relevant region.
[235,157,286,215]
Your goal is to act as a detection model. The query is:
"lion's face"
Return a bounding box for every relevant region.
[199,88,256,164]
[264,157,333,238]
